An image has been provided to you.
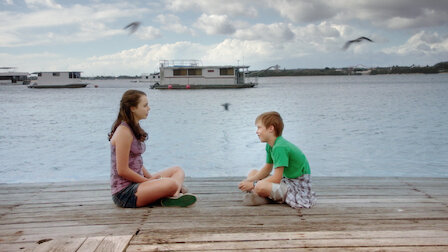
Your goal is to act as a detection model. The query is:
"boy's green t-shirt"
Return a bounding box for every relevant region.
[266,136,310,179]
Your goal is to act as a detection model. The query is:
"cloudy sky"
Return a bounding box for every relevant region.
[1,0,447,76]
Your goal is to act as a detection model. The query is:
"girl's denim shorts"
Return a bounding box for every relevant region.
[112,183,139,208]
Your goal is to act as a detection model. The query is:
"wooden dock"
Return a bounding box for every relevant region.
[1,177,447,251]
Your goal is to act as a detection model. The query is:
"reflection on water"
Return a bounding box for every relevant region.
[1,74,447,183]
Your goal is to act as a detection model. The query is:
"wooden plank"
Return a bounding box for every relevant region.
[131,230,448,244]
[0,242,37,251]
[77,236,105,252]
[95,235,133,252]
[126,237,448,251]
[0,224,139,244]
[1,177,447,251]
[28,235,133,252]
[32,237,86,252]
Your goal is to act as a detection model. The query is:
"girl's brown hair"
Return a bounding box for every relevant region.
[255,111,284,137]
[108,90,148,142]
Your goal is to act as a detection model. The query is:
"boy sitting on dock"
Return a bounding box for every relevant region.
[238,111,316,208]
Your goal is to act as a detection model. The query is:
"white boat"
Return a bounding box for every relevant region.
[0,67,30,85]
[151,60,257,89]
[28,71,88,88]
[132,72,161,84]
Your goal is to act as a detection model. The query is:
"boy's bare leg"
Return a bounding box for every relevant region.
[253,180,273,198]
[247,169,258,178]
[242,170,270,206]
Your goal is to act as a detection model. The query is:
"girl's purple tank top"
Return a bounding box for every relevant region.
[110,121,146,195]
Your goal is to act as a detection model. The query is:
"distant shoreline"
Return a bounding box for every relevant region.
[82,61,448,79]
[248,61,448,77]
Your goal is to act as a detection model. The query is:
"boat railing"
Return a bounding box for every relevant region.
[159,59,202,68]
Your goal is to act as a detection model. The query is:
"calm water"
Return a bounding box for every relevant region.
[1,74,447,183]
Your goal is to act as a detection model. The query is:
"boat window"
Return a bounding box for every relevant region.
[173,69,187,76]
[69,72,80,79]
[220,68,234,75]
[188,69,202,76]
[53,72,60,77]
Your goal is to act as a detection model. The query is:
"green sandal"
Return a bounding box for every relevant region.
[161,194,197,207]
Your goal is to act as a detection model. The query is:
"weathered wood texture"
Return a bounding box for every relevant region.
[0,177,447,251]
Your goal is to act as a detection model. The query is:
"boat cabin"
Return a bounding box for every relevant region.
[153,60,255,89]
[33,72,82,84]
[29,71,87,88]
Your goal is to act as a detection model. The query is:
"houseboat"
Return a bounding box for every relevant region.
[28,71,88,88]
[150,60,257,89]
[0,67,30,85]
[134,72,160,83]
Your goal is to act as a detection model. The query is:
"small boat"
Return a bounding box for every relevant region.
[28,71,88,88]
[0,67,30,85]
[150,60,257,89]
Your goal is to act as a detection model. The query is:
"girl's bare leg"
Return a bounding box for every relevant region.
[135,178,178,207]
[152,166,185,196]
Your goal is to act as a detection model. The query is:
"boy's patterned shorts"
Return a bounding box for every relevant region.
[270,182,288,202]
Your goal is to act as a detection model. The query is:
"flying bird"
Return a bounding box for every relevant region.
[343,36,373,50]
[221,103,230,111]
[124,21,141,34]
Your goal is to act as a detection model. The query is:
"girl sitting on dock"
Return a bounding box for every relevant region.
[109,89,196,208]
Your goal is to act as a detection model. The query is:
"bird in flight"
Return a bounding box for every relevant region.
[221,103,230,111]
[124,21,141,34]
[343,36,373,50]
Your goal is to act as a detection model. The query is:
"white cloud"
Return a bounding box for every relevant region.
[291,21,349,52]
[78,42,210,76]
[334,1,448,30]
[202,39,274,66]
[75,39,289,75]
[0,3,150,47]
[194,14,235,35]
[383,31,448,56]
[265,0,337,23]
[234,23,294,42]
[156,14,194,35]
[296,21,344,39]
[134,26,162,40]
[374,8,448,29]
[166,0,258,17]
[25,0,62,9]
[264,0,448,30]
[0,52,65,72]
[202,38,311,69]
[2,0,447,75]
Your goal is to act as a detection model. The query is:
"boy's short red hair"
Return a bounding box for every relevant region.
[256,111,284,137]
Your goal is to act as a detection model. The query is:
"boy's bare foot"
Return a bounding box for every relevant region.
[242,192,269,206]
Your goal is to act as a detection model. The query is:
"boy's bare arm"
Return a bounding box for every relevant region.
[263,166,284,184]
[238,164,273,192]
[248,163,273,181]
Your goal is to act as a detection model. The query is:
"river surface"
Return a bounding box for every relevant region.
[1,74,447,183]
